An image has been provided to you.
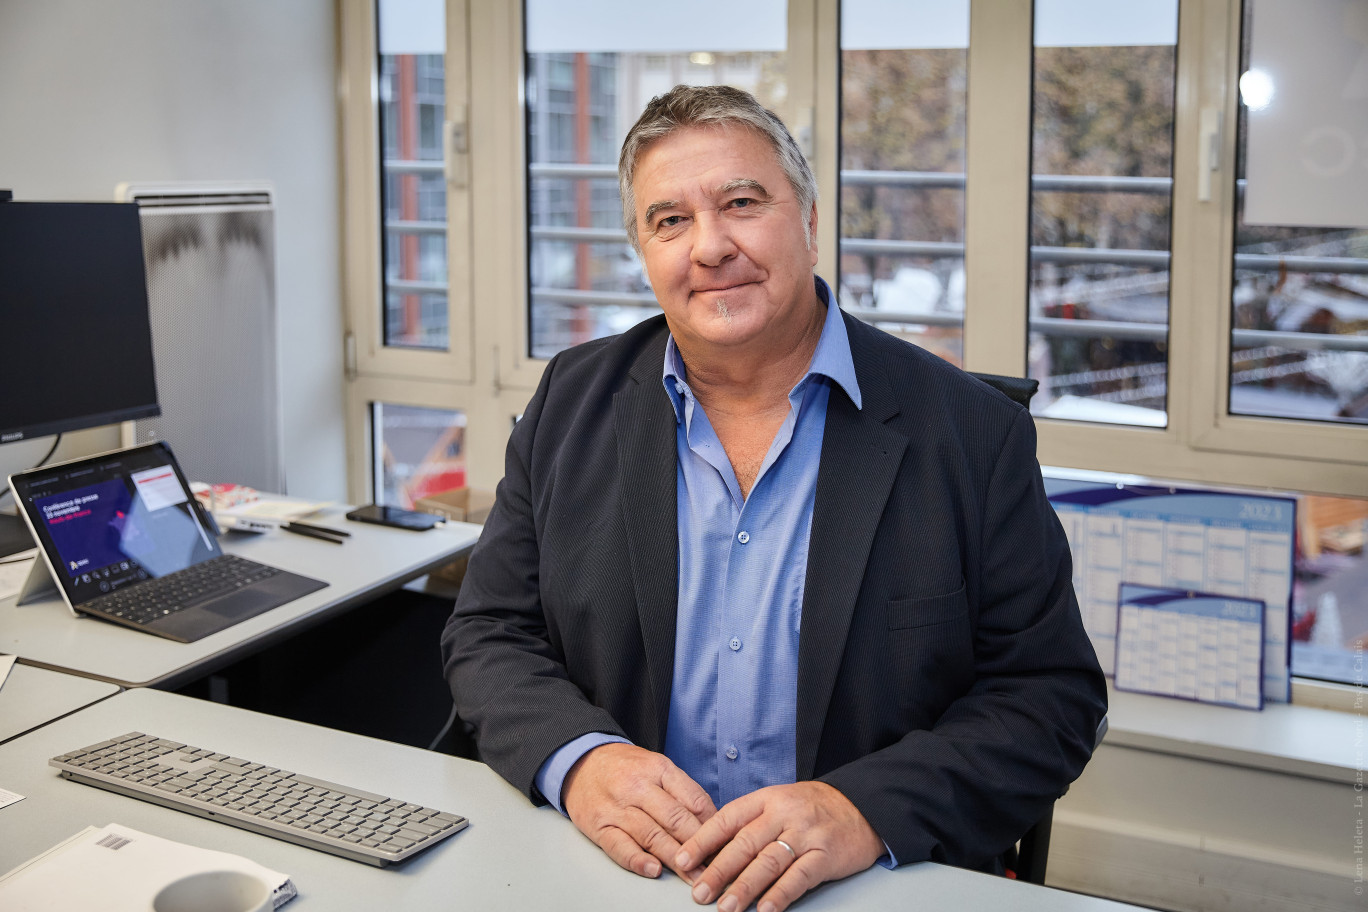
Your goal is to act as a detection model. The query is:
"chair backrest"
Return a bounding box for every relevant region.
[968,371,1040,408]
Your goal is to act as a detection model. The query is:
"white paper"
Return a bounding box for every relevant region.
[0,556,34,601]
[0,823,296,911]
[220,499,333,523]
[0,786,25,811]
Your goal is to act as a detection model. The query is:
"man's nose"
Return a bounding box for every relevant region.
[690,211,737,267]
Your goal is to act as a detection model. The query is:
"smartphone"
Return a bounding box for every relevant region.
[345,504,445,531]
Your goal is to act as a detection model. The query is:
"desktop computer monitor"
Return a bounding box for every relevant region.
[0,201,161,442]
[0,200,161,554]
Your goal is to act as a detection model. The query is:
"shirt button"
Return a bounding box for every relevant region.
[725,746,739,761]
[675,382,685,394]
[728,637,741,651]
[737,531,750,544]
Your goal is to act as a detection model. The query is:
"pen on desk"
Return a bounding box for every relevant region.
[286,520,350,538]
[281,522,347,544]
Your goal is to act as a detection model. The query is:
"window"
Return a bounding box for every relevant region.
[341,0,479,517]
[1229,0,1368,426]
[1292,492,1368,688]
[341,0,1367,701]
[839,0,970,366]
[378,0,448,350]
[524,0,790,359]
[1228,0,1368,690]
[1028,0,1179,427]
[372,403,467,508]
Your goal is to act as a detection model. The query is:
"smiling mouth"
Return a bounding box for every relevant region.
[694,281,754,294]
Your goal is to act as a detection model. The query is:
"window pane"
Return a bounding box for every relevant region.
[1028,1,1179,427]
[1292,493,1368,686]
[525,0,788,359]
[1230,0,1368,425]
[372,403,466,508]
[378,0,449,350]
[839,0,969,366]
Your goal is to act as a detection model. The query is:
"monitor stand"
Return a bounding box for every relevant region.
[0,512,33,559]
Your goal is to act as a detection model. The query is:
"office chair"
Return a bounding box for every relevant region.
[1006,716,1109,884]
[968,371,1040,409]
[965,371,1098,884]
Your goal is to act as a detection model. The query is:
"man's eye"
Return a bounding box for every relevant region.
[727,198,755,210]
[657,215,684,229]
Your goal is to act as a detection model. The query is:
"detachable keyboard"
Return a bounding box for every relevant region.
[80,555,281,627]
[50,732,468,867]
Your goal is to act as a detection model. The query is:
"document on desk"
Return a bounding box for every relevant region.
[0,786,24,811]
[222,498,333,524]
[0,654,15,693]
[0,823,297,911]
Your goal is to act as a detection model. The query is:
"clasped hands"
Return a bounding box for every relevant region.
[562,743,883,912]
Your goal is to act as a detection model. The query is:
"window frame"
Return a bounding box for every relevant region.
[342,0,516,507]
[479,0,826,394]
[1026,0,1367,495]
[339,0,1367,705]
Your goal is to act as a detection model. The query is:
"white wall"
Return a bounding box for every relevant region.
[0,0,346,501]
[1051,745,1348,912]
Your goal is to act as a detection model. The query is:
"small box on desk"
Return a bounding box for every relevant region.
[414,488,495,586]
[415,487,495,525]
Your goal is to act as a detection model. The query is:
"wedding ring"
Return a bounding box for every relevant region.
[774,839,796,858]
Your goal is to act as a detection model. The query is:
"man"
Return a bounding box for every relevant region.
[442,84,1106,912]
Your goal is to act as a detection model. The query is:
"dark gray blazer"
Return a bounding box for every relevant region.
[441,310,1106,870]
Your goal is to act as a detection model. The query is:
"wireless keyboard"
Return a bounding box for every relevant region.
[50,732,468,867]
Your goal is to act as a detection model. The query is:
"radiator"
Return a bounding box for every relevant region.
[116,182,285,494]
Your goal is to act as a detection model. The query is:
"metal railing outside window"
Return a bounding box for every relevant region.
[425,164,1365,358]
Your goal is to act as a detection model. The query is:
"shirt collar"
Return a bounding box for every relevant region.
[662,276,862,424]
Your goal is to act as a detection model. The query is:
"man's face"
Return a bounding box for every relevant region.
[631,124,819,356]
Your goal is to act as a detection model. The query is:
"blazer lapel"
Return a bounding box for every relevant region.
[796,314,909,779]
[614,328,679,751]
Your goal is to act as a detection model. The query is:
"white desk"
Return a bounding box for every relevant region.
[0,663,119,743]
[0,508,481,689]
[0,688,1144,911]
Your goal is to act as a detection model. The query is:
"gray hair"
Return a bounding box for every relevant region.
[618,84,817,253]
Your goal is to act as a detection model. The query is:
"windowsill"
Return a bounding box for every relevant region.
[1102,681,1357,784]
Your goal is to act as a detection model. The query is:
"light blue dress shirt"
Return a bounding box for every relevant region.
[535,278,861,814]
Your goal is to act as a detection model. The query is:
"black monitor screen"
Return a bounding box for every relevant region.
[0,202,160,442]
